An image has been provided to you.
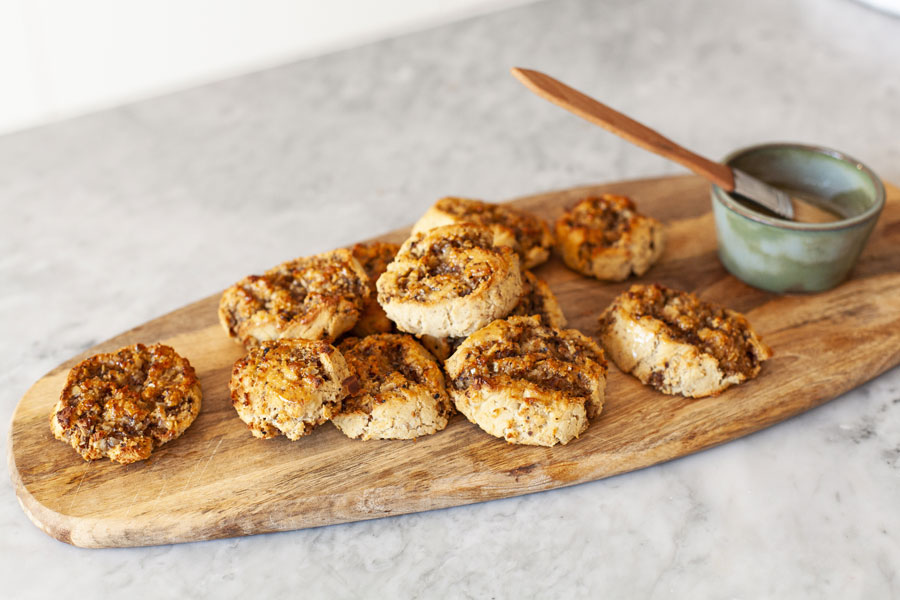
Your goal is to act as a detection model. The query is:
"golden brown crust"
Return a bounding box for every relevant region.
[445,316,607,446]
[333,334,452,440]
[598,283,774,397]
[411,197,553,268]
[508,270,567,328]
[555,195,665,281]
[349,242,400,337]
[218,248,369,348]
[229,338,352,440]
[376,224,523,337]
[50,344,202,465]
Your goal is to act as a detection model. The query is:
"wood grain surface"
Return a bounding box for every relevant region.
[9,175,900,548]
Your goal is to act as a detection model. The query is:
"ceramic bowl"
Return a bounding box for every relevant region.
[710,143,885,293]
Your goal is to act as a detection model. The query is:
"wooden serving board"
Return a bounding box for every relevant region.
[9,175,900,548]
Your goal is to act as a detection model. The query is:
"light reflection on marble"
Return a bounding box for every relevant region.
[2,0,899,597]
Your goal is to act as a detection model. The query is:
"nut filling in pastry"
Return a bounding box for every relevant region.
[50,343,202,465]
[555,194,665,281]
[377,224,523,338]
[229,338,354,440]
[333,334,453,440]
[348,242,400,337]
[508,270,567,328]
[445,315,607,447]
[598,283,773,398]
[411,196,553,268]
[219,248,369,348]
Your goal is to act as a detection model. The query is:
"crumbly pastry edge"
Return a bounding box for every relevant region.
[331,393,451,441]
[448,379,599,447]
[332,334,452,441]
[229,340,352,440]
[598,302,771,398]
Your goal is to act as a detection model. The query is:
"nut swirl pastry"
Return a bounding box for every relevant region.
[445,315,607,447]
[333,334,452,440]
[411,197,553,269]
[50,343,202,465]
[598,283,773,398]
[348,242,400,337]
[229,338,353,440]
[419,269,567,362]
[555,194,664,281]
[376,224,523,338]
[219,248,369,348]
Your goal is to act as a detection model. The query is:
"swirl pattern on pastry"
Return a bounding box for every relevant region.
[445,315,607,447]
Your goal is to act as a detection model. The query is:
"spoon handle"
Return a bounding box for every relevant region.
[511,67,736,191]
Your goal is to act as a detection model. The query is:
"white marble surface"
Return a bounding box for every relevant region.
[3,0,899,597]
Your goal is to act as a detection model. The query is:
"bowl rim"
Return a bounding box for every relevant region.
[713,142,886,231]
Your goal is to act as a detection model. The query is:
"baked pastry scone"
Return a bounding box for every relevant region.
[598,283,773,398]
[333,334,452,440]
[411,197,553,268]
[50,343,202,465]
[229,338,353,440]
[376,224,523,338]
[348,242,400,337]
[419,270,566,362]
[445,316,607,447]
[555,194,664,281]
[219,248,369,348]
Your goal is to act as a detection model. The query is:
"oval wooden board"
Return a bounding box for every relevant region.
[9,175,900,548]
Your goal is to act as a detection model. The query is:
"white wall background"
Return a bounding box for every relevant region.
[0,0,533,135]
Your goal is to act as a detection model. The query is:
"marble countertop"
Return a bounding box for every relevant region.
[3,0,899,596]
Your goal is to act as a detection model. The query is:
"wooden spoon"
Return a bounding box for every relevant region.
[511,67,840,223]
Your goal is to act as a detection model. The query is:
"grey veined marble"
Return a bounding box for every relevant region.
[2,0,899,597]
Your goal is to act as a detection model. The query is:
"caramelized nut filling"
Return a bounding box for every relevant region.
[434,197,549,257]
[221,248,369,343]
[338,334,448,415]
[450,317,606,399]
[391,226,505,303]
[606,283,766,377]
[556,194,656,266]
[53,343,200,463]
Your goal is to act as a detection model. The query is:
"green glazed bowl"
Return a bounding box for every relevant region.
[711,143,885,293]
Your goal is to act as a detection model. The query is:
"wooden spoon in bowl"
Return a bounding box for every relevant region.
[511,67,840,224]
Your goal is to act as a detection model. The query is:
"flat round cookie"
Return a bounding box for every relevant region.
[598,283,773,398]
[445,315,607,447]
[50,343,202,465]
[411,197,553,268]
[229,338,353,440]
[333,334,452,440]
[218,248,369,348]
[376,223,523,338]
[555,194,664,281]
[348,242,400,337]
